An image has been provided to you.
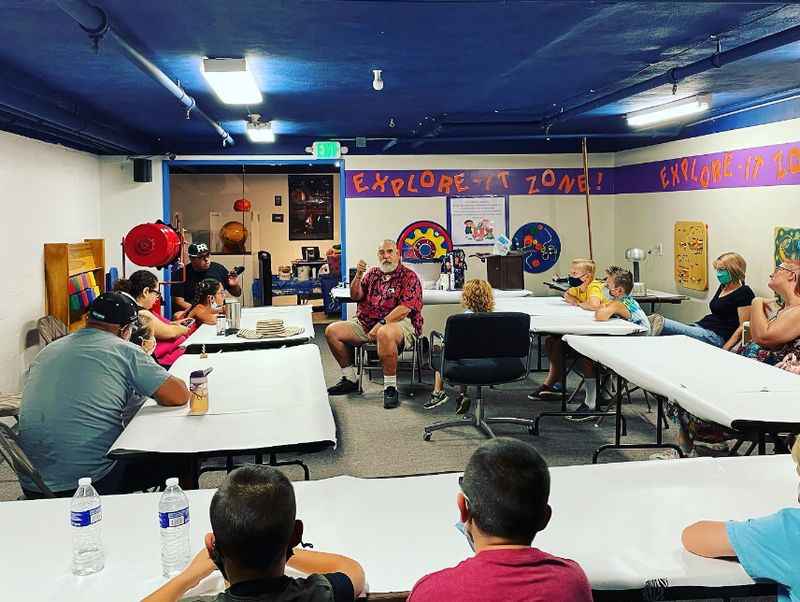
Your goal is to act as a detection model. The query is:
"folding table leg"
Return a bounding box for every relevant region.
[269,453,310,480]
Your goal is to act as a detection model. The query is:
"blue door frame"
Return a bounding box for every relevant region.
[161,158,347,317]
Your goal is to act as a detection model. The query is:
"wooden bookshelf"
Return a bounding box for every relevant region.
[44,239,106,332]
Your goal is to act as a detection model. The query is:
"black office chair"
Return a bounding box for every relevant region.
[424,312,534,440]
[0,423,55,499]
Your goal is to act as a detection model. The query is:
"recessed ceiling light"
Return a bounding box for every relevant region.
[627,94,711,128]
[245,114,275,143]
[202,58,262,105]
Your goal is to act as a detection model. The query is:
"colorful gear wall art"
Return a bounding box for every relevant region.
[397,220,452,263]
[512,222,562,273]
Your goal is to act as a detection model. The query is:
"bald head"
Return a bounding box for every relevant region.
[377,240,400,273]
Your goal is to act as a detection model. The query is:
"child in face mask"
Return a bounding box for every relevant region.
[187,278,226,325]
[682,437,800,602]
[529,258,606,401]
[595,267,651,334]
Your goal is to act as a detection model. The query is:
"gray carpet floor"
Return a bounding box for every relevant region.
[0,325,774,601]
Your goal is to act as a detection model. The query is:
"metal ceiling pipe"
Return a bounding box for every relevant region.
[0,83,149,153]
[52,0,234,147]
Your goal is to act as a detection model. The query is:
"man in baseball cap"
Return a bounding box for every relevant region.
[17,292,191,497]
[171,242,242,317]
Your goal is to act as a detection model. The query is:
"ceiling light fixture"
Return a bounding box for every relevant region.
[627,94,711,128]
[202,58,262,105]
[372,69,384,91]
[245,114,275,143]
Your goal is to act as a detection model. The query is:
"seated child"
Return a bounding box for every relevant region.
[529,258,606,401]
[187,278,226,325]
[143,465,366,602]
[681,437,800,602]
[425,279,495,414]
[594,266,651,334]
[408,438,592,602]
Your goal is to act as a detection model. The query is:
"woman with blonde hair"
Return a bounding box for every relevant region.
[650,252,754,349]
[425,279,495,413]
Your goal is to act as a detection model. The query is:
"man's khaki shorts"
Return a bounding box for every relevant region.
[347,317,417,351]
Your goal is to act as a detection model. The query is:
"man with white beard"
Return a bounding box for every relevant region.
[325,239,423,409]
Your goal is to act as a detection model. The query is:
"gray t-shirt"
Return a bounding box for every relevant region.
[18,328,169,492]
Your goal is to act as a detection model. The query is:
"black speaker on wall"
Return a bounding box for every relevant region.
[133,158,152,183]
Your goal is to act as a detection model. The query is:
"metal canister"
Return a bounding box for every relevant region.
[224,299,241,330]
[216,315,227,336]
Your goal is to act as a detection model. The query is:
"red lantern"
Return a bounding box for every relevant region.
[123,222,182,268]
[233,198,252,212]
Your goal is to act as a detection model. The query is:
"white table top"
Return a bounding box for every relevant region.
[180,305,314,349]
[495,297,646,335]
[331,286,531,305]
[110,345,336,455]
[1,454,793,600]
[544,281,688,302]
[564,334,800,429]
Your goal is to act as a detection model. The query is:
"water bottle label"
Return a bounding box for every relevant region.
[71,506,102,527]
[159,507,190,529]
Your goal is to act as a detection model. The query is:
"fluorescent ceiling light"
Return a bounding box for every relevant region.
[202,58,262,105]
[246,120,275,143]
[627,94,711,128]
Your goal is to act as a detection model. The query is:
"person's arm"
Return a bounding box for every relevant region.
[142,547,217,602]
[287,549,366,598]
[141,310,189,340]
[578,295,603,311]
[682,521,736,558]
[172,296,191,312]
[563,289,579,306]
[723,306,750,351]
[349,260,368,302]
[225,273,242,297]
[750,298,800,347]
[152,376,190,407]
[595,301,629,322]
[188,305,218,326]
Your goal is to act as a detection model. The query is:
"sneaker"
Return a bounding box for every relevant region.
[383,386,400,409]
[528,383,564,400]
[424,390,449,410]
[565,403,597,422]
[455,394,472,415]
[649,451,679,461]
[327,377,359,395]
[648,313,664,336]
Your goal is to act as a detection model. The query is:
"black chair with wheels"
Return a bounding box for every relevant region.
[424,312,534,440]
[0,423,55,499]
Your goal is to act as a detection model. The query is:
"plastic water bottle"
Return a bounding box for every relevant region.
[71,477,105,576]
[159,477,191,578]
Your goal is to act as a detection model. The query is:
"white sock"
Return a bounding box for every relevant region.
[584,378,597,410]
[384,375,397,389]
[342,366,356,382]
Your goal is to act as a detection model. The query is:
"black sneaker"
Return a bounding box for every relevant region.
[383,386,400,409]
[327,377,359,395]
[565,403,597,422]
[455,394,472,415]
[423,390,449,410]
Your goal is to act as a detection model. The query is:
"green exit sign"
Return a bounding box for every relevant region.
[312,140,341,160]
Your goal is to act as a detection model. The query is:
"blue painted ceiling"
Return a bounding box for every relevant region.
[2,1,800,155]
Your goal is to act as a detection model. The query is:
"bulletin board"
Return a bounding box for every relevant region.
[446,196,509,247]
[774,226,800,267]
[674,221,708,291]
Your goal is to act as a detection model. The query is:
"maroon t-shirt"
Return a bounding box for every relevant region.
[355,264,423,335]
[408,548,592,602]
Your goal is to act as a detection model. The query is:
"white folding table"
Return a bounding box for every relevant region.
[564,334,800,457]
[180,305,314,352]
[543,280,689,312]
[110,345,336,483]
[1,454,789,601]
[331,286,532,305]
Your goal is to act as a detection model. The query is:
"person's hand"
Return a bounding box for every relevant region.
[564,294,577,306]
[356,259,367,276]
[367,323,380,341]
[173,310,188,321]
[179,545,217,589]
[227,273,240,288]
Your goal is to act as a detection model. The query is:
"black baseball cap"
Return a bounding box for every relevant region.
[88,292,139,325]
[188,243,210,258]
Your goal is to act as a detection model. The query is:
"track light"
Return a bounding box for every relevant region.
[202,58,262,105]
[372,69,384,91]
[627,94,711,128]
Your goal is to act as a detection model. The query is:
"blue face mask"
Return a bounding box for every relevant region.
[716,269,732,285]
[455,521,476,552]
[568,275,584,288]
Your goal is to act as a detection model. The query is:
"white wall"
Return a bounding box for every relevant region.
[615,118,800,323]
[0,132,101,393]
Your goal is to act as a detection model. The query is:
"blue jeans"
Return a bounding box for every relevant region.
[661,318,724,347]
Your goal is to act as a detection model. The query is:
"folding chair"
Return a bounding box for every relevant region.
[357,335,429,396]
[37,316,68,347]
[0,423,55,499]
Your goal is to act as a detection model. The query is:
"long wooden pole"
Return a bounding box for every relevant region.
[581,136,594,260]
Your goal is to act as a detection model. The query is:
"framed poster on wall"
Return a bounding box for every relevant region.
[447,195,509,247]
[288,175,334,240]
